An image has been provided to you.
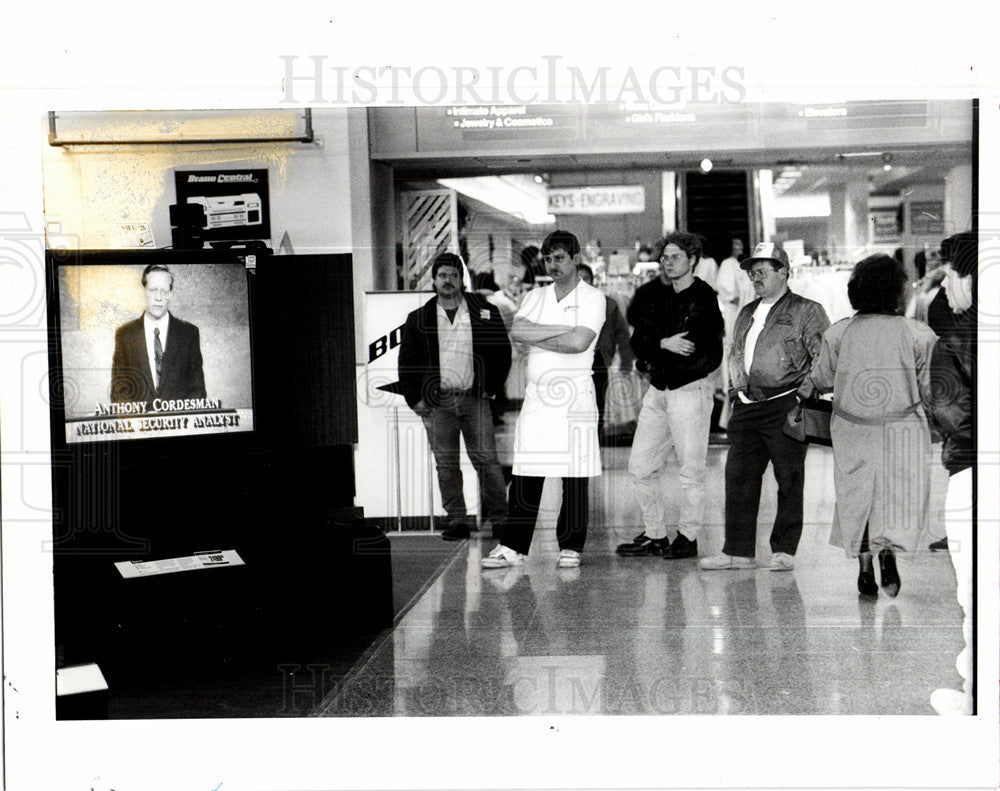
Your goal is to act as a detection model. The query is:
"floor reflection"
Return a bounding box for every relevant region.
[319,446,964,717]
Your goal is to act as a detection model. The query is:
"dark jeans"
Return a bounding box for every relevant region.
[592,356,609,435]
[723,393,807,558]
[420,392,508,524]
[500,475,588,555]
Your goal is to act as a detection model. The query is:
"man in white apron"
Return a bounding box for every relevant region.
[481,231,606,569]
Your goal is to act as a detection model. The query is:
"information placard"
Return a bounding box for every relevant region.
[114,549,245,579]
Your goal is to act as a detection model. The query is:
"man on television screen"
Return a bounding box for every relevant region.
[110,264,206,404]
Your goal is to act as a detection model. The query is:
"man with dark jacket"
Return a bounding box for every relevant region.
[111,264,206,405]
[398,253,512,540]
[577,263,636,436]
[700,242,830,572]
[928,230,976,716]
[617,232,723,559]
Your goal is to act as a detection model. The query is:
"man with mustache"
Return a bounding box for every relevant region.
[398,253,512,541]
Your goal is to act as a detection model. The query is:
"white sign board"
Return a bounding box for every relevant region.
[547,185,646,214]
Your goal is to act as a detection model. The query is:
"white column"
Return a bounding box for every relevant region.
[827,186,847,263]
[944,163,973,234]
[844,180,871,254]
[661,171,677,234]
[757,169,777,243]
[828,182,871,263]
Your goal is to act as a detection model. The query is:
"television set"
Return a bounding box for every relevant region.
[48,250,258,446]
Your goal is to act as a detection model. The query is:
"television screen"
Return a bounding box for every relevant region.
[53,257,255,444]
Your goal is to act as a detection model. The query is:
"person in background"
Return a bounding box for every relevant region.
[398,253,512,541]
[519,245,546,287]
[716,239,755,311]
[926,236,962,339]
[714,238,756,428]
[903,239,960,552]
[633,244,662,283]
[691,235,723,417]
[803,254,937,596]
[915,236,962,552]
[482,230,606,570]
[473,269,500,293]
[916,243,942,279]
[692,233,718,293]
[700,242,830,572]
[584,238,607,274]
[617,232,723,559]
[485,273,521,326]
[577,263,636,437]
[928,231,976,715]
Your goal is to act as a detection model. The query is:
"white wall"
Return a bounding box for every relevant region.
[944,164,973,235]
[42,109,354,253]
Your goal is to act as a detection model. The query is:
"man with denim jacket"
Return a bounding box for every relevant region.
[700,242,830,571]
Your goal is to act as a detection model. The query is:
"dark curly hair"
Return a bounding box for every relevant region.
[655,231,702,265]
[847,254,907,315]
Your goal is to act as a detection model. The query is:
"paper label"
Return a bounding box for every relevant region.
[116,222,155,248]
[115,549,244,579]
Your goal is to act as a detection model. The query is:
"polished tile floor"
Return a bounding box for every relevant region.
[318,444,964,716]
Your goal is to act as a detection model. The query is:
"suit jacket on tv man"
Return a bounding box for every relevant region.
[111,314,206,404]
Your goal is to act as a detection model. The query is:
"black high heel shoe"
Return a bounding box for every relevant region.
[857,552,878,597]
[878,548,900,598]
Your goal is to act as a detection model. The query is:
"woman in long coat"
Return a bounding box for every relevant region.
[803,254,938,596]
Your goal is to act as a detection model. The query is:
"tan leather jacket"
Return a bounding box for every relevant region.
[728,289,830,402]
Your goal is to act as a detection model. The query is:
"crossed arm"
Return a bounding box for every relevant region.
[511,316,597,354]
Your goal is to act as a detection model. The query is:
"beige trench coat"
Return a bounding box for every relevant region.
[807,314,938,555]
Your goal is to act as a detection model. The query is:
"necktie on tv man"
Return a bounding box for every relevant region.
[153,327,163,388]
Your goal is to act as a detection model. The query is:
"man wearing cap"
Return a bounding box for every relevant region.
[398,252,512,541]
[700,242,830,571]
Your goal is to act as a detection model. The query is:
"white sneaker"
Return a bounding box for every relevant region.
[768,552,795,571]
[557,549,582,568]
[930,688,971,716]
[699,553,755,570]
[481,544,525,569]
